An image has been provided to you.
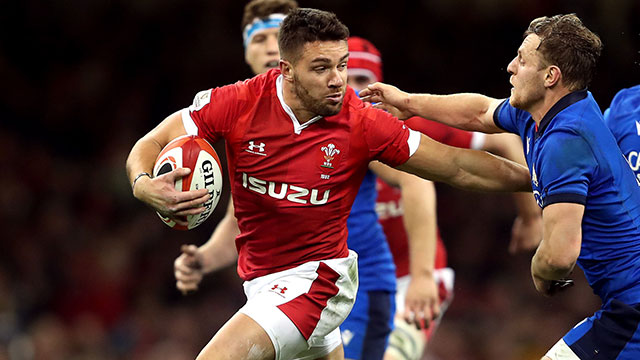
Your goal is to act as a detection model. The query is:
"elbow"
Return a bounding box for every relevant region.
[534,251,577,279]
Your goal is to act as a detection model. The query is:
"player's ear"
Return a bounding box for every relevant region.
[544,65,561,88]
[280,59,293,81]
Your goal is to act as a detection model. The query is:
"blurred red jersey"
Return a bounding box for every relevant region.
[183,69,419,280]
[376,117,484,277]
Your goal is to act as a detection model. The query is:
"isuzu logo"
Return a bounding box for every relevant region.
[242,173,330,205]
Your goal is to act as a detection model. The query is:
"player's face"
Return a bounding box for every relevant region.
[347,74,375,93]
[506,34,548,111]
[291,40,348,117]
[245,27,281,75]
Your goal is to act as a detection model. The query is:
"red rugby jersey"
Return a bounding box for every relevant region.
[376,117,485,277]
[182,69,419,280]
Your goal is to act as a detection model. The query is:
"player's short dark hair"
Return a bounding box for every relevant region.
[241,0,298,30]
[278,8,350,63]
[525,14,602,91]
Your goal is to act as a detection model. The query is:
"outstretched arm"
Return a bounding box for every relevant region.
[126,111,210,226]
[369,162,439,329]
[360,82,504,133]
[398,134,531,193]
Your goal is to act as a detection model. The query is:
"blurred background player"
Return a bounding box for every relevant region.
[174,2,440,360]
[603,85,640,183]
[346,36,542,360]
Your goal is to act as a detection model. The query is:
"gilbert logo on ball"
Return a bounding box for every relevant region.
[153,135,223,230]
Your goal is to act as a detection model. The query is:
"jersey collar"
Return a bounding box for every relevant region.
[537,89,588,136]
[276,75,323,135]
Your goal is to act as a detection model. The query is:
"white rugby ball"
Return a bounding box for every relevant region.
[153,135,223,230]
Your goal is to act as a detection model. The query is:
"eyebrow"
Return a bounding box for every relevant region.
[310,53,350,64]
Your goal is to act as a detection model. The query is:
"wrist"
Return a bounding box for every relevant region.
[410,267,435,278]
[132,172,151,198]
[404,92,416,115]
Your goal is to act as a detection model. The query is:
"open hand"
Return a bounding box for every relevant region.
[403,273,440,330]
[359,82,414,120]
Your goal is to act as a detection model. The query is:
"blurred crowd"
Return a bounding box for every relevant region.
[0,0,637,359]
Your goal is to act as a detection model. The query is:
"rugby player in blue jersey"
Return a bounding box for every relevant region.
[603,85,640,184]
[361,13,640,360]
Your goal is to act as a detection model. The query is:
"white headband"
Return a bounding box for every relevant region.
[243,13,286,48]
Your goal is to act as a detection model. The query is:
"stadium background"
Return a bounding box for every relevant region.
[0,0,638,358]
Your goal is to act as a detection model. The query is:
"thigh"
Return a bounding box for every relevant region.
[341,290,394,360]
[241,252,359,360]
[197,312,275,360]
[293,327,344,360]
[317,343,345,360]
[552,300,640,360]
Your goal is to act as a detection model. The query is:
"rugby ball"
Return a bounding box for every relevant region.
[153,135,223,230]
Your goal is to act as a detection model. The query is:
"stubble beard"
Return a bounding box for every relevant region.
[293,75,342,117]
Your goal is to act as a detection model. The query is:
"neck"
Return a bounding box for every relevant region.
[529,87,572,125]
[282,80,317,124]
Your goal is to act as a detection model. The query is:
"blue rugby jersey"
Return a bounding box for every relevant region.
[347,169,396,292]
[494,90,640,305]
[604,85,640,182]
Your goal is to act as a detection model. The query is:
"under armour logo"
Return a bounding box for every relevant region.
[248,141,265,152]
[245,140,267,156]
[271,284,287,294]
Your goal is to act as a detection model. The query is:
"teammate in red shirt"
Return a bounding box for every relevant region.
[126,8,531,360]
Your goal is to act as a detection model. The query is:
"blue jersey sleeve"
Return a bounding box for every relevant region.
[539,128,597,207]
[493,99,526,138]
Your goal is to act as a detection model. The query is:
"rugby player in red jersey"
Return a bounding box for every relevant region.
[126,8,531,360]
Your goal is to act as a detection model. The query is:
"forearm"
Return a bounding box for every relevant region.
[126,110,186,193]
[126,136,163,190]
[531,241,575,281]
[448,148,532,192]
[407,93,502,133]
[483,133,541,220]
[401,179,437,277]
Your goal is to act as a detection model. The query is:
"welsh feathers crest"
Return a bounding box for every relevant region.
[321,143,340,169]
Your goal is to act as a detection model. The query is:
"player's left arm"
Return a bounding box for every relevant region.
[531,202,584,296]
[369,162,439,329]
[398,134,531,193]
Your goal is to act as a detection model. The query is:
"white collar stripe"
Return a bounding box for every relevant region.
[275,75,322,134]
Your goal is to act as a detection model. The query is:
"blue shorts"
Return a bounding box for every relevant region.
[340,290,395,360]
[563,299,640,359]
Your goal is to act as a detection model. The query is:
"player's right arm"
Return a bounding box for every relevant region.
[359,82,504,133]
[126,111,210,226]
[531,202,583,296]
